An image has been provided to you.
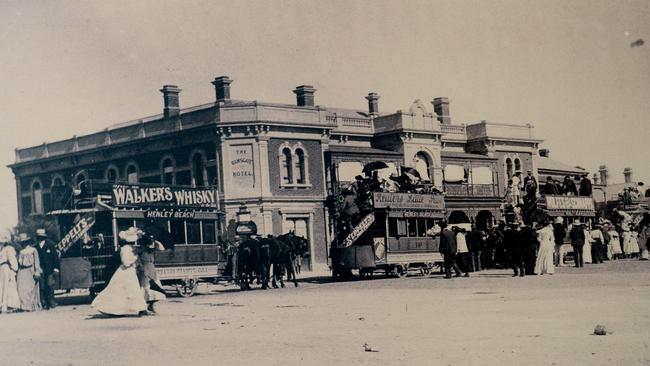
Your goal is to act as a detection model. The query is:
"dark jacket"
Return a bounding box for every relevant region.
[466,230,484,253]
[544,181,559,195]
[579,178,592,196]
[36,238,60,275]
[439,228,457,255]
[503,228,524,255]
[552,223,566,245]
[569,226,585,246]
[563,179,578,195]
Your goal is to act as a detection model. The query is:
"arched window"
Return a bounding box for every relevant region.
[32,180,43,214]
[295,148,307,184]
[191,152,206,187]
[281,148,293,184]
[514,158,521,174]
[74,171,87,188]
[505,158,513,179]
[126,164,138,184]
[414,152,431,182]
[51,175,64,187]
[161,157,175,185]
[105,166,119,184]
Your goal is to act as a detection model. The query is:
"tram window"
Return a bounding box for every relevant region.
[187,221,201,244]
[171,221,186,245]
[202,221,216,244]
[388,219,398,237]
[417,218,427,237]
[117,219,134,233]
[407,218,417,237]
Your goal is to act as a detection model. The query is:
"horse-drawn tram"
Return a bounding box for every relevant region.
[49,182,225,297]
[331,191,445,279]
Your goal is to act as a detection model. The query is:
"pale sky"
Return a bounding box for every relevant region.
[0,0,648,232]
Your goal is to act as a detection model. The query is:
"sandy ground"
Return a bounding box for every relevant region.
[1,260,649,366]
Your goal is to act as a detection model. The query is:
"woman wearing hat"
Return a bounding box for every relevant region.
[91,227,147,316]
[0,236,20,313]
[534,221,555,275]
[16,233,42,311]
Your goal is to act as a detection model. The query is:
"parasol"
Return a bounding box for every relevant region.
[362,161,389,174]
[400,167,421,179]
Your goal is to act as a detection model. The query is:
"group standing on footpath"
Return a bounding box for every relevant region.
[0,229,59,314]
[0,226,167,316]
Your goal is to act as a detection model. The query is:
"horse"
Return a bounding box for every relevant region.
[236,237,260,290]
[275,232,309,287]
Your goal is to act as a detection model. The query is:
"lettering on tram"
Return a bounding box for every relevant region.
[112,184,218,208]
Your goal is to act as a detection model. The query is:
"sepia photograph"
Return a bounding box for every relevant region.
[0,1,648,365]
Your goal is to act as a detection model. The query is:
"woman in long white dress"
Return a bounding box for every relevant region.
[16,235,42,312]
[621,226,640,258]
[534,223,555,275]
[608,229,622,259]
[91,229,147,316]
[582,228,592,264]
[0,240,20,313]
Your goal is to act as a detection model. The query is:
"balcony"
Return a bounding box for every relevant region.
[443,183,499,198]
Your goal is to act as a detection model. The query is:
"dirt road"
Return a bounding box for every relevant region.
[1,260,649,366]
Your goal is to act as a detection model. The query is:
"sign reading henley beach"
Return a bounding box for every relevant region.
[230,144,255,190]
[112,184,217,208]
[373,192,445,210]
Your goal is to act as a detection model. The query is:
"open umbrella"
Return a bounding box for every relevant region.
[362,161,389,174]
[143,220,174,250]
[400,167,421,179]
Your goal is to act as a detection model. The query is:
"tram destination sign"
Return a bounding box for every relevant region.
[373,192,445,210]
[112,184,218,208]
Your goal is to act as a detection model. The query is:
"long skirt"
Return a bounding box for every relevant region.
[535,242,555,274]
[0,264,20,312]
[583,242,592,264]
[92,265,147,316]
[17,268,41,312]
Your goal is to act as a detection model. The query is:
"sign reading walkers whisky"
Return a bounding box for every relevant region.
[112,184,218,208]
[373,192,445,210]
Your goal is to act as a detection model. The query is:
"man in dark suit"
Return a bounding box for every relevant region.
[569,221,585,267]
[579,175,592,196]
[438,221,462,279]
[503,224,525,276]
[521,223,539,275]
[35,228,60,310]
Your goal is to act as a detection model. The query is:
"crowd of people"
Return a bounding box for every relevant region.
[430,209,649,279]
[0,229,60,314]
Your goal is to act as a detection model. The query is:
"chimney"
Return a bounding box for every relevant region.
[212,76,233,102]
[432,97,451,124]
[160,85,181,118]
[592,173,599,185]
[598,165,608,186]
[365,93,380,116]
[539,148,550,158]
[624,167,633,183]
[293,85,316,107]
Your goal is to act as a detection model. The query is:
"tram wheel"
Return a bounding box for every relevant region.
[359,268,374,279]
[176,278,197,297]
[394,265,408,278]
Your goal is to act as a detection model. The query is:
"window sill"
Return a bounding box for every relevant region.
[280,183,312,189]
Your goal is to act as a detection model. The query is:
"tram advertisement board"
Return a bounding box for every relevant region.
[112,184,218,208]
[545,195,595,216]
[57,213,95,254]
[340,213,375,248]
[373,192,445,210]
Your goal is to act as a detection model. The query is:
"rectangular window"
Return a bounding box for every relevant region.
[171,220,186,245]
[186,221,201,244]
[397,219,407,237]
[407,218,417,237]
[417,218,427,237]
[202,221,216,244]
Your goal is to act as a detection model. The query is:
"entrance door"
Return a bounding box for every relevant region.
[283,217,311,271]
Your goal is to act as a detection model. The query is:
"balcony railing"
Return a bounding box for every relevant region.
[443,183,498,197]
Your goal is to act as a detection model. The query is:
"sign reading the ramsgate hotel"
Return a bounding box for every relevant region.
[230,144,255,189]
[112,184,218,208]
